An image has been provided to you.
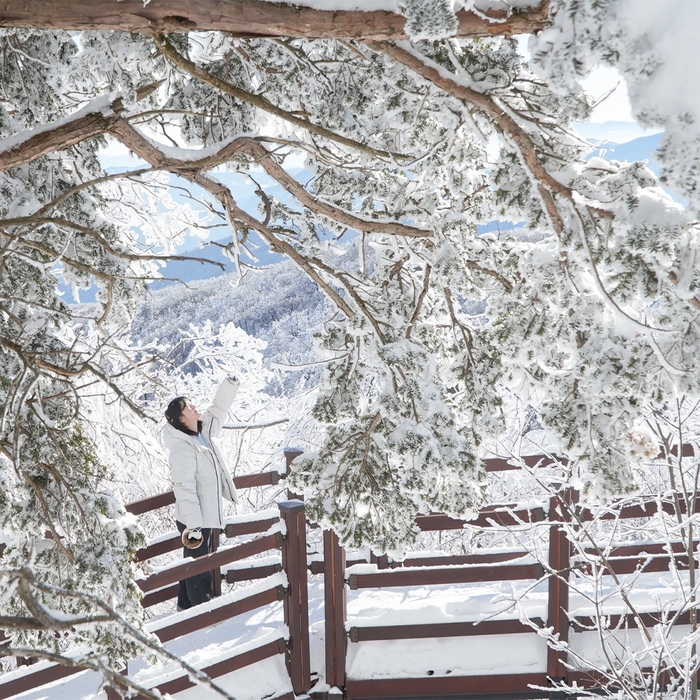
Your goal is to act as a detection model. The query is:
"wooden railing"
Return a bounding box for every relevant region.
[0,449,304,700]
[318,449,699,699]
[2,445,698,699]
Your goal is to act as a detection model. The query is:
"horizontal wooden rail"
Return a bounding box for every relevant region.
[586,541,696,558]
[125,471,283,515]
[126,490,175,515]
[236,471,284,489]
[345,673,550,699]
[599,554,690,576]
[347,562,544,590]
[154,585,286,643]
[572,609,690,632]
[566,666,694,692]
[481,444,691,474]
[135,534,181,562]
[484,454,568,472]
[309,550,532,575]
[399,551,531,568]
[0,660,83,700]
[142,584,179,608]
[416,505,545,531]
[349,617,544,642]
[224,517,280,538]
[580,497,700,522]
[135,516,281,563]
[310,557,367,575]
[139,637,287,698]
[347,665,692,700]
[226,562,282,583]
[137,532,282,593]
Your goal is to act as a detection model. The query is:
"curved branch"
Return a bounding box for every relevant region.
[0,97,125,171]
[107,118,358,318]
[406,263,431,339]
[465,260,514,293]
[245,138,431,237]
[154,33,407,162]
[372,41,700,319]
[367,41,569,234]
[217,191,357,319]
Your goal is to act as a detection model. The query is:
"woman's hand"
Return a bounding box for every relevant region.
[182,527,203,549]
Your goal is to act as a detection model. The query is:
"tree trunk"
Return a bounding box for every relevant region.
[0,0,550,39]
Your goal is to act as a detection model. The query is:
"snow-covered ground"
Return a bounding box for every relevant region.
[7,559,692,699]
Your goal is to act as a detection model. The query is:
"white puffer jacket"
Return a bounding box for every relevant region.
[163,377,239,529]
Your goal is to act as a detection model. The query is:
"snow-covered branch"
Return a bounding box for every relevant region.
[0,0,551,39]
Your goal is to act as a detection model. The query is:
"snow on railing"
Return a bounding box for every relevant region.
[0,454,305,700]
[4,445,700,700]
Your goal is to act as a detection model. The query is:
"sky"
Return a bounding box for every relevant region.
[581,65,635,123]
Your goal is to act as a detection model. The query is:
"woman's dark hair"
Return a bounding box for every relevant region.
[165,396,201,436]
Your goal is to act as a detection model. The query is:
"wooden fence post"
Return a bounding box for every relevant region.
[547,488,573,682]
[279,500,311,695]
[324,529,347,690]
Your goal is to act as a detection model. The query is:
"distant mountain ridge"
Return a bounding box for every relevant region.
[131,258,331,397]
[574,120,663,145]
[588,132,664,174]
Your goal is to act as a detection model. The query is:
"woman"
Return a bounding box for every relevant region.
[163,375,240,610]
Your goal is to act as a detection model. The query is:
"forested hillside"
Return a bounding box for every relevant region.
[131,258,330,397]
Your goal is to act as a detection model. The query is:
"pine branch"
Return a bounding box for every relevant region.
[107,118,358,319]
[0,97,125,171]
[371,40,700,322]
[243,138,431,238]
[366,41,570,234]
[4,567,238,700]
[0,216,226,269]
[155,33,407,162]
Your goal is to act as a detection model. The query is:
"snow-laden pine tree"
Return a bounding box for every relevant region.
[1,0,700,679]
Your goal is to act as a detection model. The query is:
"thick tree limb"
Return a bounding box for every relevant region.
[0,0,551,40]
[105,120,426,238]
[369,42,700,318]
[240,138,430,237]
[0,98,124,171]
[0,99,425,239]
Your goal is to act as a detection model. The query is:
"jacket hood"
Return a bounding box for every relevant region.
[163,422,199,451]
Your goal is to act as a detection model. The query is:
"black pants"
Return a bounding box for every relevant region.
[176,521,213,610]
